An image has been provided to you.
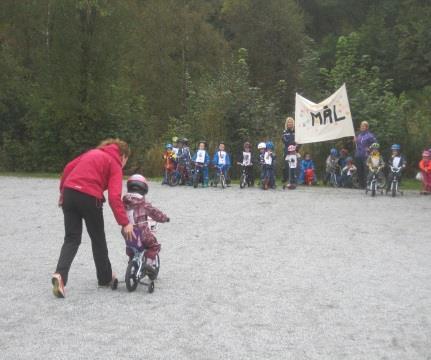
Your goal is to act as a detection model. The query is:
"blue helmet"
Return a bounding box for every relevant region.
[391,144,401,151]
[165,143,173,149]
[266,141,274,150]
[330,148,338,156]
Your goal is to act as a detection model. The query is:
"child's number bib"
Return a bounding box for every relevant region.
[264,152,273,165]
[195,150,206,163]
[218,151,226,165]
[392,156,401,168]
[243,152,251,166]
[371,156,380,168]
[286,155,297,168]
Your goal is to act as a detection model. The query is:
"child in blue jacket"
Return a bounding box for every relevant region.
[212,142,231,185]
[299,153,317,185]
[192,141,210,187]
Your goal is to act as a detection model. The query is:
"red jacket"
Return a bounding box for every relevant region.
[60,144,129,226]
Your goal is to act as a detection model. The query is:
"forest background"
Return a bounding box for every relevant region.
[1,0,430,177]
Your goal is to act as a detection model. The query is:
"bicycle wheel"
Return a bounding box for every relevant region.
[125,261,139,292]
[330,173,337,187]
[220,174,226,189]
[239,173,247,189]
[193,172,199,188]
[391,181,397,197]
[169,172,179,186]
[371,181,376,197]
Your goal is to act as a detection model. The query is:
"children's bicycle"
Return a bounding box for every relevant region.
[125,246,160,293]
[328,166,340,187]
[124,219,160,293]
[387,166,403,197]
[170,163,189,186]
[211,165,227,188]
[366,168,385,197]
[238,163,252,189]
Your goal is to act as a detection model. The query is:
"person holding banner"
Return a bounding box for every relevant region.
[282,117,299,184]
[354,121,377,188]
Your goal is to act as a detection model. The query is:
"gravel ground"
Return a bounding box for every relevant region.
[0,176,430,360]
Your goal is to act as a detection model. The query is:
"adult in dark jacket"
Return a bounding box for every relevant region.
[282,117,299,183]
[354,121,377,188]
[52,139,134,298]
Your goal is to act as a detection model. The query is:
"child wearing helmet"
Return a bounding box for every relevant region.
[324,148,340,185]
[263,141,276,189]
[192,141,210,187]
[172,136,179,156]
[338,148,349,170]
[340,157,357,188]
[386,144,406,193]
[176,138,192,185]
[123,175,170,274]
[162,143,177,185]
[212,142,231,185]
[419,150,431,194]
[237,142,254,186]
[366,143,385,188]
[257,141,267,182]
[299,153,317,185]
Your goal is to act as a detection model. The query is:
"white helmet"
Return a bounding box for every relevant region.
[257,142,266,150]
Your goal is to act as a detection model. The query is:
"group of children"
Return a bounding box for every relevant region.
[162,137,231,187]
[160,136,431,194]
[121,143,431,286]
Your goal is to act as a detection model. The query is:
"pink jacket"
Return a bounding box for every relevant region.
[122,193,169,235]
[60,144,129,226]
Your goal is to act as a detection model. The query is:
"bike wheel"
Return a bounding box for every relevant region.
[220,175,226,189]
[392,181,397,197]
[125,261,139,292]
[371,181,376,197]
[169,172,179,186]
[193,173,199,188]
[240,174,246,189]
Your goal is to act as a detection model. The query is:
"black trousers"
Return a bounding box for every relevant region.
[355,156,367,189]
[55,188,112,286]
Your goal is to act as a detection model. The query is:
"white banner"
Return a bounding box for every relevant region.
[295,84,354,144]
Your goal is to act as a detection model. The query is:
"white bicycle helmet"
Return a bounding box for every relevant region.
[257,142,266,150]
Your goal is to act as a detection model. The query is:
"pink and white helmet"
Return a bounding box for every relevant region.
[288,145,296,152]
[127,174,149,195]
[423,150,430,158]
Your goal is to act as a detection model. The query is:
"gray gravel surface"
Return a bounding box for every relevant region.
[0,176,430,360]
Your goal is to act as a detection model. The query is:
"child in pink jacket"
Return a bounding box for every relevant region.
[122,174,169,273]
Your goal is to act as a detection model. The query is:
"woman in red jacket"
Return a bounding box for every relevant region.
[52,138,135,298]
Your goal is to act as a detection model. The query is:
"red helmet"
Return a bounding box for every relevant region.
[127,174,148,195]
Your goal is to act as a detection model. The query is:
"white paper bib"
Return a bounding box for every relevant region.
[218,151,227,165]
[195,150,206,163]
[242,152,251,166]
[286,154,297,168]
[264,152,273,165]
[392,156,401,168]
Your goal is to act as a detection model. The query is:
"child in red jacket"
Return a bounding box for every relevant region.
[122,175,170,274]
[419,150,431,194]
